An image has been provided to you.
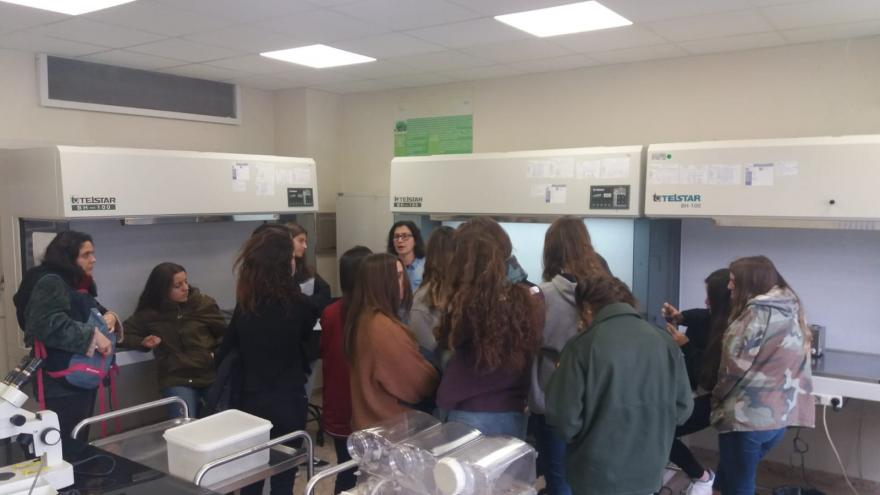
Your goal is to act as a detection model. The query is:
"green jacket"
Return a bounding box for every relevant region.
[122,289,227,389]
[545,303,693,495]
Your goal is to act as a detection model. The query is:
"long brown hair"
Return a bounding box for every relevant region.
[344,253,412,362]
[235,228,303,315]
[542,216,605,282]
[456,217,512,258]
[420,226,456,309]
[728,256,811,348]
[574,272,636,317]
[698,268,733,391]
[436,229,540,373]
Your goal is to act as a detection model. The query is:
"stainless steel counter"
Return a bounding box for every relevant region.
[812,349,880,403]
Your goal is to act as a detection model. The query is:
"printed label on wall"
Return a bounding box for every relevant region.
[393,115,473,156]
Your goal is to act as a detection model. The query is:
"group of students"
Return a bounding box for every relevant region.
[12,217,815,495]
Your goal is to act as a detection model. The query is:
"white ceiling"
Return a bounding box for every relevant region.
[0,0,878,94]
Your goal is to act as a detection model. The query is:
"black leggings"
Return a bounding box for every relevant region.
[239,389,308,495]
[669,394,712,479]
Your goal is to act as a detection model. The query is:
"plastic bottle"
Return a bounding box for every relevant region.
[433,436,538,495]
[347,410,441,476]
[390,421,482,493]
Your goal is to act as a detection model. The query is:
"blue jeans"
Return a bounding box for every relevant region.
[162,386,207,418]
[532,414,571,495]
[447,410,528,439]
[717,428,786,494]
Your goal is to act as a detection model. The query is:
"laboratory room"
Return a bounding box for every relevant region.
[0,0,879,494]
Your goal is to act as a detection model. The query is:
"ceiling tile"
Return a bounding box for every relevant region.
[333,32,446,58]
[648,9,775,42]
[447,0,577,16]
[153,0,318,23]
[761,0,880,30]
[0,3,67,35]
[441,64,524,81]
[79,49,187,69]
[747,0,808,5]
[230,74,301,91]
[34,18,163,48]
[85,2,233,37]
[389,50,492,71]
[0,31,106,57]
[160,63,245,81]
[600,0,753,23]
[781,20,880,43]
[509,54,600,73]
[129,39,242,63]
[461,38,575,64]
[590,43,688,64]
[311,78,403,94]
[405,18,529,49]
[328,59,419,79]
[553,25,667,53]
[256,9,389,43]
[377,72,459,88]
[306,0,362,6]
[207,54,302,74]
[679,31,787,54]
[331,0,480,31]
[185,25,300,53]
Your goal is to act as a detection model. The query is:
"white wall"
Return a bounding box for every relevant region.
[0,49,277,152]
[332,36,880,482]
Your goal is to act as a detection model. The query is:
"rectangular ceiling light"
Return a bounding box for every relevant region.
[0,0,137,15]
[261,44,376,69]
[495,1,632,37]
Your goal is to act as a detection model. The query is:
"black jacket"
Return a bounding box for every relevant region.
[215,297,317,395]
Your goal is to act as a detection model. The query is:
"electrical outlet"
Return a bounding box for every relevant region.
[813,392,843,409]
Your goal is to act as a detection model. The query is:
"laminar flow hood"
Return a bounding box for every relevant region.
[390,146,643,218]
[1,146,319,219]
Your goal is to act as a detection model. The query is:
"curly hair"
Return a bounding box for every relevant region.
[542,216,605,282]
[234,228,303,315]
[436,229,540,373]
[386,220,425,258]
[420,226,456,310]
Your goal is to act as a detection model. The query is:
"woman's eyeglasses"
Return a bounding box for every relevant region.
[393,233,413,241]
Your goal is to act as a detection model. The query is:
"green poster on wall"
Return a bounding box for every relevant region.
[394,114,473,156]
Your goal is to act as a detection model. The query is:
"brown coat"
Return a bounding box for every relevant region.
[349,312,438,430]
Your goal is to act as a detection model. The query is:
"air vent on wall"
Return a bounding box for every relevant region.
[38,54,240,125]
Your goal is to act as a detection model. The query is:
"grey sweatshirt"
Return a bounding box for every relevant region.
[529,274,579,414]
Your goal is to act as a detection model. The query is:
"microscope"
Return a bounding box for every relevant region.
[0,357,74,495]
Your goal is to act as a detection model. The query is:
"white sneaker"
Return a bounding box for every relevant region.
[685,470,715,495]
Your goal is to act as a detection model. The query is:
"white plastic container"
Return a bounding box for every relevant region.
[347,410,440,476]
[433,436,537,495]
[390,421,482,493]
[163,409,272,486]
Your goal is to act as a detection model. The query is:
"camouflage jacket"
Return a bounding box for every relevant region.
[711,286,815,432]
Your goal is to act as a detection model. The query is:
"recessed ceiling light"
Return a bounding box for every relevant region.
[495,1,632,38]
[261,44,376,69]
[0,0,138,15]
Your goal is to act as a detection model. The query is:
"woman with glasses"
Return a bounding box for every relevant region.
[386,220,426,292]
[345,253,438,429]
